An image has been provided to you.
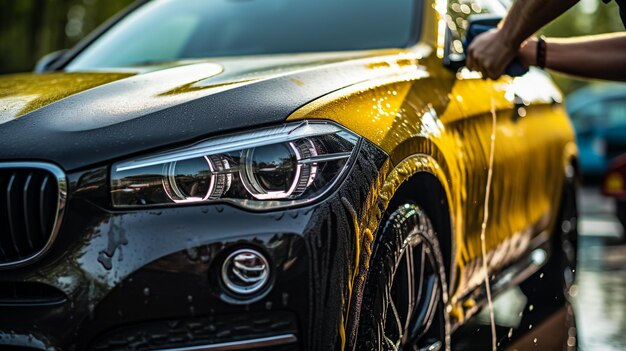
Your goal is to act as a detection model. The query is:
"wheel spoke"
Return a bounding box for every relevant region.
[414,244,426,312]
[404,244,416,333]
[407,248,442,346]
[375,205,447,351]
[418,341,443,351]
[384,335,399,351]
[388,289,404,347]
[419,276,441,340]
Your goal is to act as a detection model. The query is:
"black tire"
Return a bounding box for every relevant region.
[356,204,450,351]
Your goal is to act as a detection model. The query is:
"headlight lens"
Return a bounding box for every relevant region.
[111,121,360,209]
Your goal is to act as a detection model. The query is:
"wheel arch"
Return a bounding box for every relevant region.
[378,154,457,292]
[394,172,453,287]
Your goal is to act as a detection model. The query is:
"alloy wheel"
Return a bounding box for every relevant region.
[382,233,445,351]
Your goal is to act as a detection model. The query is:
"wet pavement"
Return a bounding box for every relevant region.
[452,186,626,350]
[574,187,626,351]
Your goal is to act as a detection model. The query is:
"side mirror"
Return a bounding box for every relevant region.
[34,50,68,73]
[444,14,503,72]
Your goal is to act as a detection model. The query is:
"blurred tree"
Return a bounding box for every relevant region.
[0,0,134,74]
[541,0,624,95]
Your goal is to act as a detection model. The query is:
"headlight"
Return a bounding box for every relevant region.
[111,121,361,209]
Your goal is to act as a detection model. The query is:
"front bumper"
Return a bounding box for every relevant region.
[0,141,388,351]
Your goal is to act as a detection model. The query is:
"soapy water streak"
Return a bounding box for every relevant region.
[481,95,497,351]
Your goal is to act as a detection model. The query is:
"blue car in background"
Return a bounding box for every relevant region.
[567,83,626,178]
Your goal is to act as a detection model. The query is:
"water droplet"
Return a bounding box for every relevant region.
[567,336,576,347]
[529,304,534,311]
[215,206,224,213]
[186,247,199,261]
[568,327,576,337]
[561,220,572,233]
[265,301,273,310]
[143,287,150,296]
[187,295,193,303]
[568,284,579,297]
[533,338,538,344]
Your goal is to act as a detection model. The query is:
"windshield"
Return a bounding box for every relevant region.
[66,0,419,70]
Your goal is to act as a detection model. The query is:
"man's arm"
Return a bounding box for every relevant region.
[466,0,579,79]
[519,33,626,81]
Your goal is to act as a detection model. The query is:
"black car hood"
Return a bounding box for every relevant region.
[0,50,405,171]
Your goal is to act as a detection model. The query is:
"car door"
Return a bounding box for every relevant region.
[443,0,565,297]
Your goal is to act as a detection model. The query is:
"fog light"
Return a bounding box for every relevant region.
[221,249,270,295]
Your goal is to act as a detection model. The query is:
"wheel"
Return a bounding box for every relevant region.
[356,203,450,351]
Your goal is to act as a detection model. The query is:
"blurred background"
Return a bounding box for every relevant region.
[0,0,131,75]
[1,0,625,350]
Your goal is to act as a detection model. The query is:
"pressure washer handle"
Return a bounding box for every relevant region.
[464,24,528,77]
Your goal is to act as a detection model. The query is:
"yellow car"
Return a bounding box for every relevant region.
[0,0,577,350]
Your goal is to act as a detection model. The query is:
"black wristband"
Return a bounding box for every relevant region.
[537,36,547,69]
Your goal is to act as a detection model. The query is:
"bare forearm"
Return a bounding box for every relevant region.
[499,0,579,47]
[521,34,626,81]
[547,35,626,81]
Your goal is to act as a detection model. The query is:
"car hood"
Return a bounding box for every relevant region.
[0,72,136,122]
[0,50,411,171]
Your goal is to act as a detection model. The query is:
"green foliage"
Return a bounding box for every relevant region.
[0,0,134,74]
[541,0,624,95]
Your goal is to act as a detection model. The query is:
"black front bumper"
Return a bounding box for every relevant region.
[0,141,388,351]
